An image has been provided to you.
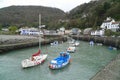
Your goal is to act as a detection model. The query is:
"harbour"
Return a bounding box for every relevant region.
[0,0,120,79]
[0,41,119,80]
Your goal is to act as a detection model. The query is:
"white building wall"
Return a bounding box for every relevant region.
[19,28,41,35]
[91,30,104,36]
[100,17,119,31]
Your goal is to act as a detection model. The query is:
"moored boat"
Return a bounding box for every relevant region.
[67,46,76,53]
[49,52,71,69]
[21,50,47,68]
[68,39,75,44]
[21,14,48,68]
[50,41,59,46]
[89,40,94,46]
[73,41,80,46]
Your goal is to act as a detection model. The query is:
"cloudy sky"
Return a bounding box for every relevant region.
[0,0,91,12]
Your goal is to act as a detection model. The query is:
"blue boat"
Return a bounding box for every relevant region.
[49,52,71,69]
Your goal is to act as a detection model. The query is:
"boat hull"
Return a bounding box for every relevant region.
[21,54,47,68]
[49,52,71,69]
[49,59,71,69]
[67,47,76,53]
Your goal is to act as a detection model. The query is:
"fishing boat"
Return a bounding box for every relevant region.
[49,52,71,69]
[21,14,48,68]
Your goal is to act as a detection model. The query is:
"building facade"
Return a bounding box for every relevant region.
[100,17,120,32]
[91,30,104,36]
[19,27,42,35]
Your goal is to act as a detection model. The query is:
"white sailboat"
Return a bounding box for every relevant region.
[21,14,48,68]
[67,38,76,53]
[73,41,80,46]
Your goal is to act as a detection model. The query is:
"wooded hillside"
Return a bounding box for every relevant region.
[68,0,120,29]
[0,6,66,29]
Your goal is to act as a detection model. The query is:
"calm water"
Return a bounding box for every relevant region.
[0,41,119,80]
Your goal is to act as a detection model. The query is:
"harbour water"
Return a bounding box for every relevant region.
[0,41,119,80]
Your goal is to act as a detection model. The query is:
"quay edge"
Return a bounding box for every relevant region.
[0,36,67,53]
[70,35,120,49]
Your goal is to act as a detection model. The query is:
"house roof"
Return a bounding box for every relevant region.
[103,20,112,23]
[112,21,120,24]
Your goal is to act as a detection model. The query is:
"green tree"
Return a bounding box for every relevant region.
[103,2,111,11]
[106,3,120,20]
[94,5,105,17]
[105,29,114,36]
[8,26,18,34]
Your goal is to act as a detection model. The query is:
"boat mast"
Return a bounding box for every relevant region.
[39,14,41,49]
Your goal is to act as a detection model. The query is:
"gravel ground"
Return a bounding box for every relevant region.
[91,53,120,80]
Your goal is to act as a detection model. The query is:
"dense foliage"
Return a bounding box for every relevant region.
[8,26,18,34]
[68,0,120,29]
[0,0,120,30]
[105,29,120,36]
[0,6,65,29]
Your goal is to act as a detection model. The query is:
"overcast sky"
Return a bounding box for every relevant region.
[0,0,91,12]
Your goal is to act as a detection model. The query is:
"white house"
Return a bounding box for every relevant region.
[19,27,43,35]
[100,17,120,32]
[59,27,65,32]
[91,29,104,36]
[58,27,65,35]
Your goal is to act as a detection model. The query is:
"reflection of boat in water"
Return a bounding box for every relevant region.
[49,52,71,69]
[21,14,48,68]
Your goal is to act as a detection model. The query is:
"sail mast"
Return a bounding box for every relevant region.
[39,14,41,49]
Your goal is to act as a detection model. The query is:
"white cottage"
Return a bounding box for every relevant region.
[19,27,43,35]
[57,27,65,35]
[91,29,104,36]
[100,17,120,32]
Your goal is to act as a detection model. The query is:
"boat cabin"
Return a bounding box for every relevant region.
[60,52,69,57]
